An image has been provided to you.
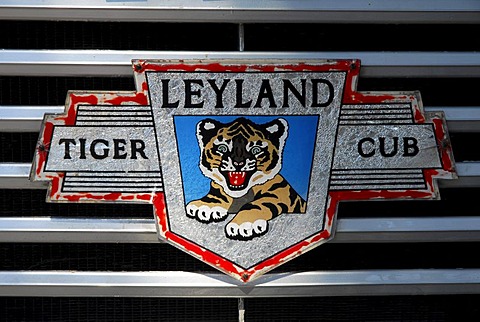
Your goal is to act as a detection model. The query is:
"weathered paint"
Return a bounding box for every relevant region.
[31,59,457,283]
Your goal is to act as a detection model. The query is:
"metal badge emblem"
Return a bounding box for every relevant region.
[31,60,457,282]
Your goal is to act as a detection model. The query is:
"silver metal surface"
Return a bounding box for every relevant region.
[333,124,441,170]
[46,127,160,173]
[0,0,478,23]
[1,269,479,297]
[238,23,244,52]
[0,163,47,189]
[0,0,477,304]
[424,107,480,133]
[2,106,478,132]
[1,216,480,243]
[0,217,157,243]
[0,105,63,132]
[440,162,480,188]
[148,70,344,269]
[0,50,478,78]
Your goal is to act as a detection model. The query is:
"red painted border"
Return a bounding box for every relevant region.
[32,60,457,283]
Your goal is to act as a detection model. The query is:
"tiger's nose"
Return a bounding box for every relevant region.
[233,161,244,166]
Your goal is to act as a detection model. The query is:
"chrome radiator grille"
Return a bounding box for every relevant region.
[0,1,479,321]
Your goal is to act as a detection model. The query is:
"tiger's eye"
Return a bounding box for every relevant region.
[216,144,228,153]
[250,146,262,155]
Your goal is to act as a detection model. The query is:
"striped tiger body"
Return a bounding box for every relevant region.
[186,117,306,240]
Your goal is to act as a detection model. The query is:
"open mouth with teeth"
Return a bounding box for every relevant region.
[221,170,254,190]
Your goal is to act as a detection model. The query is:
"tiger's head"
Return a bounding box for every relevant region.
[196,117,288,198]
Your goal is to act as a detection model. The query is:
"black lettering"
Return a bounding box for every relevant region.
[79,138,87,159]
[254,79,277,108]
[207,79,229,108]
[113,139,127,159]
[358,137,375,157]
[403,137,419,157]
[161,79,179,108]
[131,139,148,159]
[234,79,252,108]
[282,79,306,107]
[379,137,398,157]
[311,79,334,107]
[184,79,204,108]
[90,139,109,159]
[59,138,76,159]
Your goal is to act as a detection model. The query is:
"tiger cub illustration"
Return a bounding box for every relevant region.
[186,117,306,240]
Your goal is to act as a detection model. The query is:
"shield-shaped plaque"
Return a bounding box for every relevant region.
[31,59,456,282]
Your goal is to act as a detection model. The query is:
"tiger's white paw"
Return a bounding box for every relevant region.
[186,203,228,223]
[225,219,268,240]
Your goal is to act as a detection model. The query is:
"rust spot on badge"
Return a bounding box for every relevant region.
[432,118,454,171]
[36,122,54,175]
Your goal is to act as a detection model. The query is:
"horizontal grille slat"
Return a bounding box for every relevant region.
[1,217,480,243]
[1,162,477,189]
[1,269,479,297]
[0,1,479,23]
[0,5,478,313]
[0,50,478,77]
